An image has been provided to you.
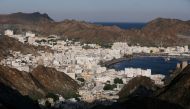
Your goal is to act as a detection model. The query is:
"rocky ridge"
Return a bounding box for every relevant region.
[0,65,79,100]
[0,12,190,46]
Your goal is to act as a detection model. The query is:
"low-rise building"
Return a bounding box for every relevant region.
[4,30,14,36]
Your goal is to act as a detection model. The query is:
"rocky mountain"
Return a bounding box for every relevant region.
[157,65,190,109]
[53,20,123,44]
[140,18,190,46]
[0,65,79,100]
[1,12,190,46]
[117,65,190,109]
[1,12,190,108]
[0,12,53,24]
[143,18,190,36]
[0,82,40,109]
[118,76,158,101]
[0,65,45,99]
[0,35,52,60]
[31,65,79,98]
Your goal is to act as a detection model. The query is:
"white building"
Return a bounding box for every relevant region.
[125,68,151,78]
[184,45,189,52]
[151,74,165,85]
[26,32,35,37]
[26,32,36,44]
[4,30,14,36]
[112,42,128,50]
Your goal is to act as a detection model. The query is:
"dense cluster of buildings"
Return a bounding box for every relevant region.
[112,42,189,55]
[1,30,189,104]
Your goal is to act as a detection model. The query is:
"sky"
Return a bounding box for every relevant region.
[0,0,189,22]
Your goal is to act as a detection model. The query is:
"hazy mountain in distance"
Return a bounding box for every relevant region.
[0,12,190,46]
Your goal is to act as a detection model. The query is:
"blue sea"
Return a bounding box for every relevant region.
[110,56,189,75]
[94,22,146,29]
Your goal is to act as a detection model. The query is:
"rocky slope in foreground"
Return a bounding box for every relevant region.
[0,65,79,100]
[116,65,190,109]
[118,76,158,101]
[157,65,190,109]
[0,82,40,109]
[0,12,190,46]
[92,96,183,109]
[31,65,79,98]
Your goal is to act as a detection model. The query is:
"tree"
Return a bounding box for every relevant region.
[41,39,47,43]
[99,43,113,48]
[82,45,92,49]
[77,78,85,82]
[103,84,117,90]
[114,78,123,84]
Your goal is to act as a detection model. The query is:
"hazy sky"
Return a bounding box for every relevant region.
[0,0,189,22]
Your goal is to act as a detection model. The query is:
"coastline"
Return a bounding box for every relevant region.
[101,55,133,68]
[103,53,190,68]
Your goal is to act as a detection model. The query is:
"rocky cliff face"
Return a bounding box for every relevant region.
[157,65,190,109]
[0,65,79,100]
[118,76,158,101]
[118,65,190,109]
[31,65,79,98]
[0,65,45,98]
[1,12,190,46]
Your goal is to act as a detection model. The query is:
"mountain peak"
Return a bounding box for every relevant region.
[0,12,54,24]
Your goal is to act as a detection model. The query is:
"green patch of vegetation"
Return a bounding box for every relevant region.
[41,39,47,43]
[103,84,117,90]
[46,93,59,102]
[35,40,41,44]
[99,43,113,48]
[114,78,123,84]
[82,45,94,49]
[77,78,85,82]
